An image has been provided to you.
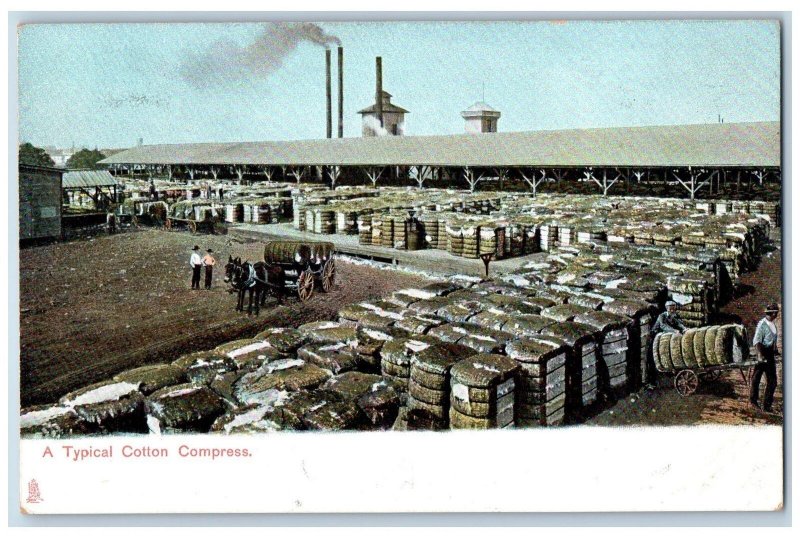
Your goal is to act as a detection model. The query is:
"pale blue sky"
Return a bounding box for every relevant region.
[18,20,780,149]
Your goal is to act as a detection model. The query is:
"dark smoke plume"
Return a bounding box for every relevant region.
[179,22,341,87]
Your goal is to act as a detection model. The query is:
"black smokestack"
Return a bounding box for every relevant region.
[326,49,332,139]
[376,56,383,129]
[337,47,344,138]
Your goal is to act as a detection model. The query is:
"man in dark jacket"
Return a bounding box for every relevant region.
[750,303,780,412]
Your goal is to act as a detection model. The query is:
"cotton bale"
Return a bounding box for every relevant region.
[20,405,93,438]
[113,364,186,395]
[297,342,360,375]
[59,380,147,434]
[145,384,227,434]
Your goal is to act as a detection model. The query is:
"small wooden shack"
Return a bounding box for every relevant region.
[19,164,64,242]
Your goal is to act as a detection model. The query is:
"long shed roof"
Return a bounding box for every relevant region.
[62,169,118,188]
[100,121,780,168]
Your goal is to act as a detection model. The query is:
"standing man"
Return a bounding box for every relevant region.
[750,303,780,413]
[190,245,203,290]
[203,249,216,290]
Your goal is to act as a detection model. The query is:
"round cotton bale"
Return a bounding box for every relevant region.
[264,241,311,264]
[448,408,495,429]
[733,325,750,363]
[704,326,720,365]
[654,333,672,372]
[408,379,448,405]
[410,368,448,390]
[680,329,699,368]
[668,333,686,369]
[113,364,186,395]
[714,325,737,366]
[692,327,710,367]
[145,384,226,433]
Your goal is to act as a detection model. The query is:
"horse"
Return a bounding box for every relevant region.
[224,256,286,315]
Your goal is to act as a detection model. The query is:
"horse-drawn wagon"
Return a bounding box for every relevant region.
[165,200,224,234]
[263,240,336,302]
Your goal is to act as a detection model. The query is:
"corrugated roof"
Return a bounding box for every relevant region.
[62,169,118,188]
[100,121,780,168]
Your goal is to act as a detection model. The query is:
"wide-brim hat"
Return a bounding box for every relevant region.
[765,303,780,313]
[665,300,677,307]
[207,249,213,253]
[192,245,200,250]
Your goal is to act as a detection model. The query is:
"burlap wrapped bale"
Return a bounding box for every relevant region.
[234,359,331,404]
[20,405,92,438]
[428,322,473,344]
[113,364,185,395]
[421,281,463,297]
[380,335,440,369]
[704,326,720,365]
[301,398,367,431]
[450,354,519,389]
[211,403,287,434]
[145,383,227,433]
[338,303,376,325]
[566,294,604,310]
[59,380,146,434]
[668,332,686,370]
[540,321,599,411]
[458,326,514,354]
[502,314,556,338]
[388,288,438,307]
[714,324,738,366]
[469,310,513,331]
[183,356,238,386]
[541,304,594,323]
[254,327,307,354]
[477,294,544,316]
[692,327,710,367]
[406,296,453,315]
[436,301,484,323]
[215,338,282,370]
[408,379,449,405]
[263,241,312,264]
[448,408,498,429]
[172,350,228,371]
[681,328,700,368]
[297,342,360,375]
[298,321,359,345]
[653,332,671,372]
[395,314,444,335]
[409,397,448,422]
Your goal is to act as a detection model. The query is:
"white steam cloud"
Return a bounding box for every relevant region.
[179,22,341,88]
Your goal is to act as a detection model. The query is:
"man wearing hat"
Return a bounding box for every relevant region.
[202,248,216,290]
[652,301,687,335]
[644,301,687,388]
[750,303,780,412]
[189,245,203,290]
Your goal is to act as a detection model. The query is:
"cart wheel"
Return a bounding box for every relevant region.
[321,258,336,292]
[188,221,197,234]
[674,369,699,397]
[297,270,315,302]
[165,218,173,230]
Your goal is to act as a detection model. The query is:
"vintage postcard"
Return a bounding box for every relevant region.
[15,18,783,514]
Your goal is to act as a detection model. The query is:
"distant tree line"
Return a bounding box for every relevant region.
[18,143,107,170]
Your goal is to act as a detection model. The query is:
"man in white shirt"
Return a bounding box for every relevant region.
[190,245,203,290]
[750,303,780,412]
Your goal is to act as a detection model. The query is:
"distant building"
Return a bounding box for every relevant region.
[358,91,409,137]
[44,145,76,168]
[19,164,63,242]
[461,101,501,134]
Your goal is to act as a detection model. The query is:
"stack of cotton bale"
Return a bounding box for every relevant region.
[506,337,570,427]
[380,213,396,248]
[540,321,600,416]
[321,371,404,429]
[357,214,373,245]
[539,221,559,251]
[379,335,441,396]
[407,343,470,429]
[601,298,653,389]
[665,274,712,328]
[420,212,440,249]
[574,311,632,396]
[449,354,519,429]
[479,222,506,260]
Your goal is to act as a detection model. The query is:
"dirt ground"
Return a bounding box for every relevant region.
[587,232,783,426]
[19,229,431,407]
[19,227,784,427]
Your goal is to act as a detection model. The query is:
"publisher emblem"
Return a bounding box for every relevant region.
[26,479,43,503]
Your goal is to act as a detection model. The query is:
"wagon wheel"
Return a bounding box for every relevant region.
[188,221,198,234]
[674,369,699,397]
[297,270,315,302]
[321,258,336,292]
[165,218,173,230]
